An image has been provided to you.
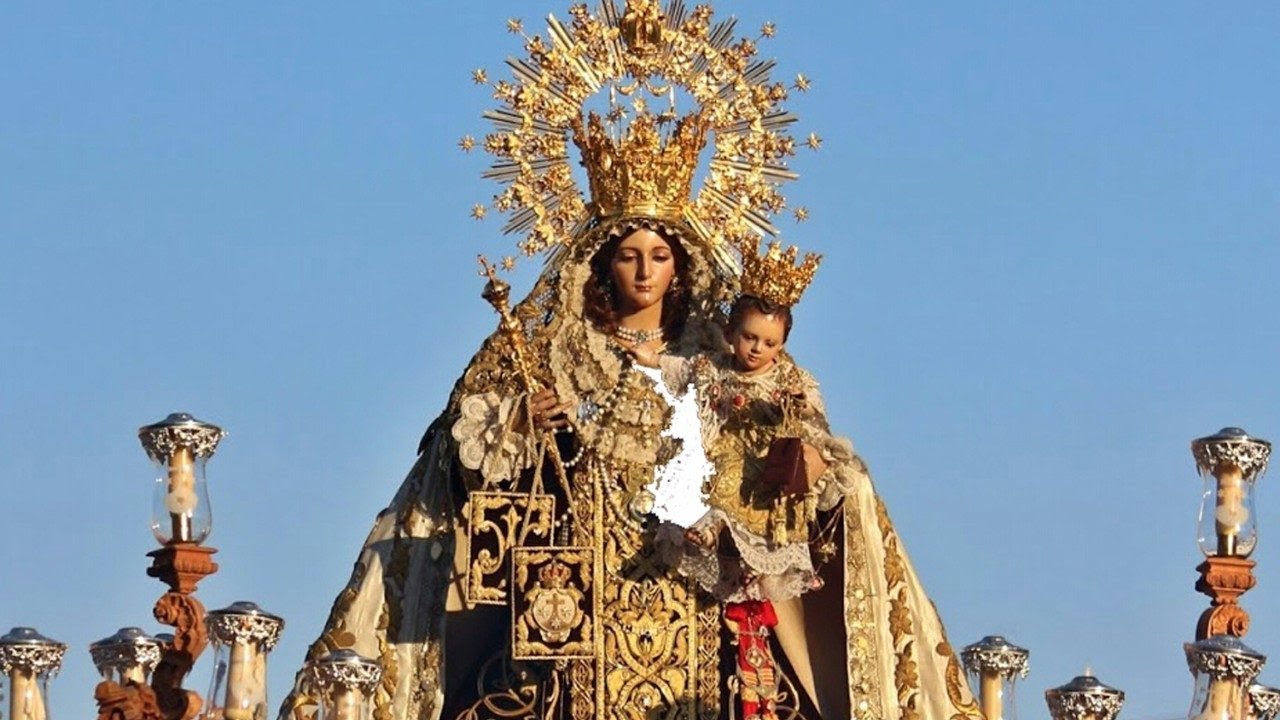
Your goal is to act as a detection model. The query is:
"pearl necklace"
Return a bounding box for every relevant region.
[614,325,664,345]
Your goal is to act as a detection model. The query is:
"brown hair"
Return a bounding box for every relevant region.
[582,225,692,344]
[726,294,793,342]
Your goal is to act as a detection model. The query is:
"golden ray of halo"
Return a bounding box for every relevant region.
[465,0,816,266]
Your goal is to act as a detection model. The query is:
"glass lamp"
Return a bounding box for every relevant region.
[963,635,1030,720]
[89,627,163,685]
[1249,684,1280,720]
[206,602,284,720]
[1192,428,1271,558]
[1045,672,1125,720]
[0,627,67,720]
[306,650,382,720]
[1186,636,1266,720]
[138,413,225,546]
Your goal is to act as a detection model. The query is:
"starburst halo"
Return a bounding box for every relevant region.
[460,0,820,271]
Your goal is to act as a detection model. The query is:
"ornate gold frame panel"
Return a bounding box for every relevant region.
[464,491,556,605]
[511,546,596,660]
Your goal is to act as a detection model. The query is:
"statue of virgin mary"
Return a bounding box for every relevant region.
[281,3,984,720]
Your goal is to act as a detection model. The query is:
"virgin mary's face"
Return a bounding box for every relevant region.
[610,228,675,314]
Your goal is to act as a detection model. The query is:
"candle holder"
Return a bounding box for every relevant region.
[139,413,225,546]
[1185,635,1266,720]
[205,602,284,720]
[963,635,1030,720]
[1249,684,1280,720]
[137,413,224,720]
[305,650,383,720]
[1045,673,1125,720]
[1191,428,1271,639]
[90,627,164,685]
[0,627,68,720]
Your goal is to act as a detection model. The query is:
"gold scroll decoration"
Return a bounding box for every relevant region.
[464,491,556,605]
[511,547,595,660]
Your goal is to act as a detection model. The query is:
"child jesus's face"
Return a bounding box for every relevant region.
[728,308,787,375]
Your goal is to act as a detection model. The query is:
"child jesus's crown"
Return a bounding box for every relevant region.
[738,237,822,307]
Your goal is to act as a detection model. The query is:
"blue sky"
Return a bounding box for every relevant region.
[2,3,1279,719]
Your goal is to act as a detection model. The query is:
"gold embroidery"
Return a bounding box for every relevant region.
[844,501,884,720]
[878,497,921,720]
[939,641,984,720]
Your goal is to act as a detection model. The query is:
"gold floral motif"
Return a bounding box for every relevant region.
[374,600,396,720]
[465,492,557,605]
[595,458,707,718]
[940,641,985,720]
[878,497,921,720]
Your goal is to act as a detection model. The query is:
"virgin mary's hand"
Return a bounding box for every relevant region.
[528,388,572,431]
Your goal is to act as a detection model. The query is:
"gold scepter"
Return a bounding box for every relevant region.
[476,256,576,533]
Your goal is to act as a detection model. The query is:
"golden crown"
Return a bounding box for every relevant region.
[462,0,819,264]
[738,237,822,308]
[572,109,708,223]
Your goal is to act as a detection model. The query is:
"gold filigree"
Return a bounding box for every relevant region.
[466,0,813,262]
[572,109,708,223]
[595,457,706,718]
[738,236,821,307]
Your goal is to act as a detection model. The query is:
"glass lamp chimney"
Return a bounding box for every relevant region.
[89,627,162,685]
[1192,428,1270,558]
[305,650,382,720]
[963,635,1030,720]
[1046,671,1125,720]
[0,627,67,720]
[206,602,284,720]
[1186,636,1266,720]
[138,413,225,546]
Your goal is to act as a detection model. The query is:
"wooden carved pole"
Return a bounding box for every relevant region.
[1190,428,1271,640]
[147,544,219,720]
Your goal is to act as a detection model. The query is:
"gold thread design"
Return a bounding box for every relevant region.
[844,501,884,720]
[877,497,921,720]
